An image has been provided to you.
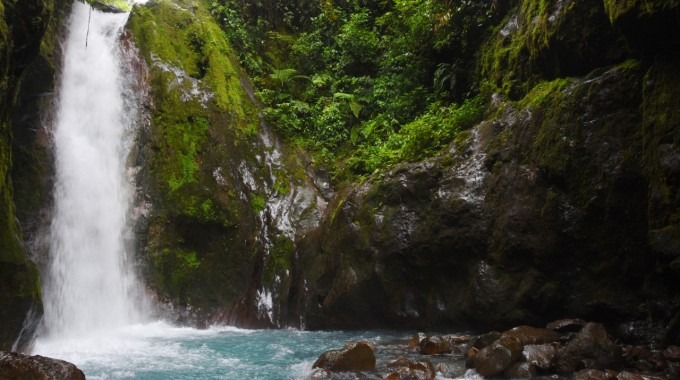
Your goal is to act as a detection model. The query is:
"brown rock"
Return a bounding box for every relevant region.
[503,325,563,345]
[385,356,436,380]
[665,345,680,361]
[523,344,558,370]
[557,323,624,374]
[503,361,537,378]
[547,318,588,333]
[469,331,502,349]
[464,346,480,368]
[474,335,523,377]
[615,371,665,380]
[312,341,376,372]
[0,351,85,380]
[573,369,618,380]
[419,336,451,355]
[408,333,426,348]
[443,335,472,345]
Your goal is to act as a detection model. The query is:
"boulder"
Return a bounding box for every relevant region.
[573,369,618,380]
[664,346,680,361]
[473,335,523,377]
[312,342,376,372]
[385,356,436,380]
[523,344,558,370]
[408,333,426,348]
[469,331,502,349]
[615,371,665,380]
[503,325,562,345]
[557,323,624,373]
[464,346,480,368]
[547,318,588,333]
[503,361,537,378]
[0,351,85,380]
[418,336,451,355]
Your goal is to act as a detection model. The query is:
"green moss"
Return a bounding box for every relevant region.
[516,77,576,180]
[604,0,680,23]
[263,235,294,285]
[273,176,290,196]
[519,78,570,108]
[251,194,266,213]
[479,0,587,98]
[127,0,258,132]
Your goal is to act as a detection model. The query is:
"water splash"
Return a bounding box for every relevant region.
[36,1,147,343]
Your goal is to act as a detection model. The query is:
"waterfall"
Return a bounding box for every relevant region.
[38,1,146,341]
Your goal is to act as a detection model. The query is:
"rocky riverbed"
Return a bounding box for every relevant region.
[310,319,680,379]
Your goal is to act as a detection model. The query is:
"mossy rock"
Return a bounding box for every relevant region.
[479,0,625,99]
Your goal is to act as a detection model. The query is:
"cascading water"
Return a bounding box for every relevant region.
[26,2,469,379]
[36,1,146,342]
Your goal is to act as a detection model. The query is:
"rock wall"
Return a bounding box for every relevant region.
[284,0,680,343]
[123,0,680,344]
[127,0,327,327]
[0,0,53,350]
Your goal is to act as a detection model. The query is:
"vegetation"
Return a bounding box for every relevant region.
[208,0,508,179]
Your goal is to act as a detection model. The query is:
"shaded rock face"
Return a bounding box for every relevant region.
[279,0,680,339]
[0,0,54,350]
[557,322,624,373]
[0,351,85,380]
[123,0,680,338]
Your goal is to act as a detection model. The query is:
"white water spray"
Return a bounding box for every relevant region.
[37,1,146,342]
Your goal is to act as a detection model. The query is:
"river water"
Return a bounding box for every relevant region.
[33,323,478,379]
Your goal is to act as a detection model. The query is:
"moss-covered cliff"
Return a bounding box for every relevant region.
[0,0,53,351]
[279,0,680,343]
[123,0,680,343]
[127,0,326,327]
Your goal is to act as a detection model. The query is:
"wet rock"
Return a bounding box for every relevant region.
[469,331,502,349]
[523,343,558,370]
[503,325,562,345]
[573,368,618,380]
[623,345,666,372]
[557,323,624,373]
[313,342,376,372]
[0,351,85,380]
[464,346,479,369]
[408,333,426,348]
[473,335,523,377]
[503,361,537,378]
[385,356,436,380]
[418,336,451,355]
[664,346,680,361]
[311,369,332,380]
[547,318,588,333]
[310,368,381,380]
[615,371,665,380]
[90,1,127,13]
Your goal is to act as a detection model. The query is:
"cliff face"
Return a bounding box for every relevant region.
[126,0,680,343]
[286,0,680,342]
[127,0,327,327]
[0,0,52,350]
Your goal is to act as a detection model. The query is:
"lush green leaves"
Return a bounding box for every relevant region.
[208,0,501,179]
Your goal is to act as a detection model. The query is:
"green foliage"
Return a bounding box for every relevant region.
[205,0,500,179]
[348,96,485,174]
[251,194,266,213]
[604,0,680,23]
